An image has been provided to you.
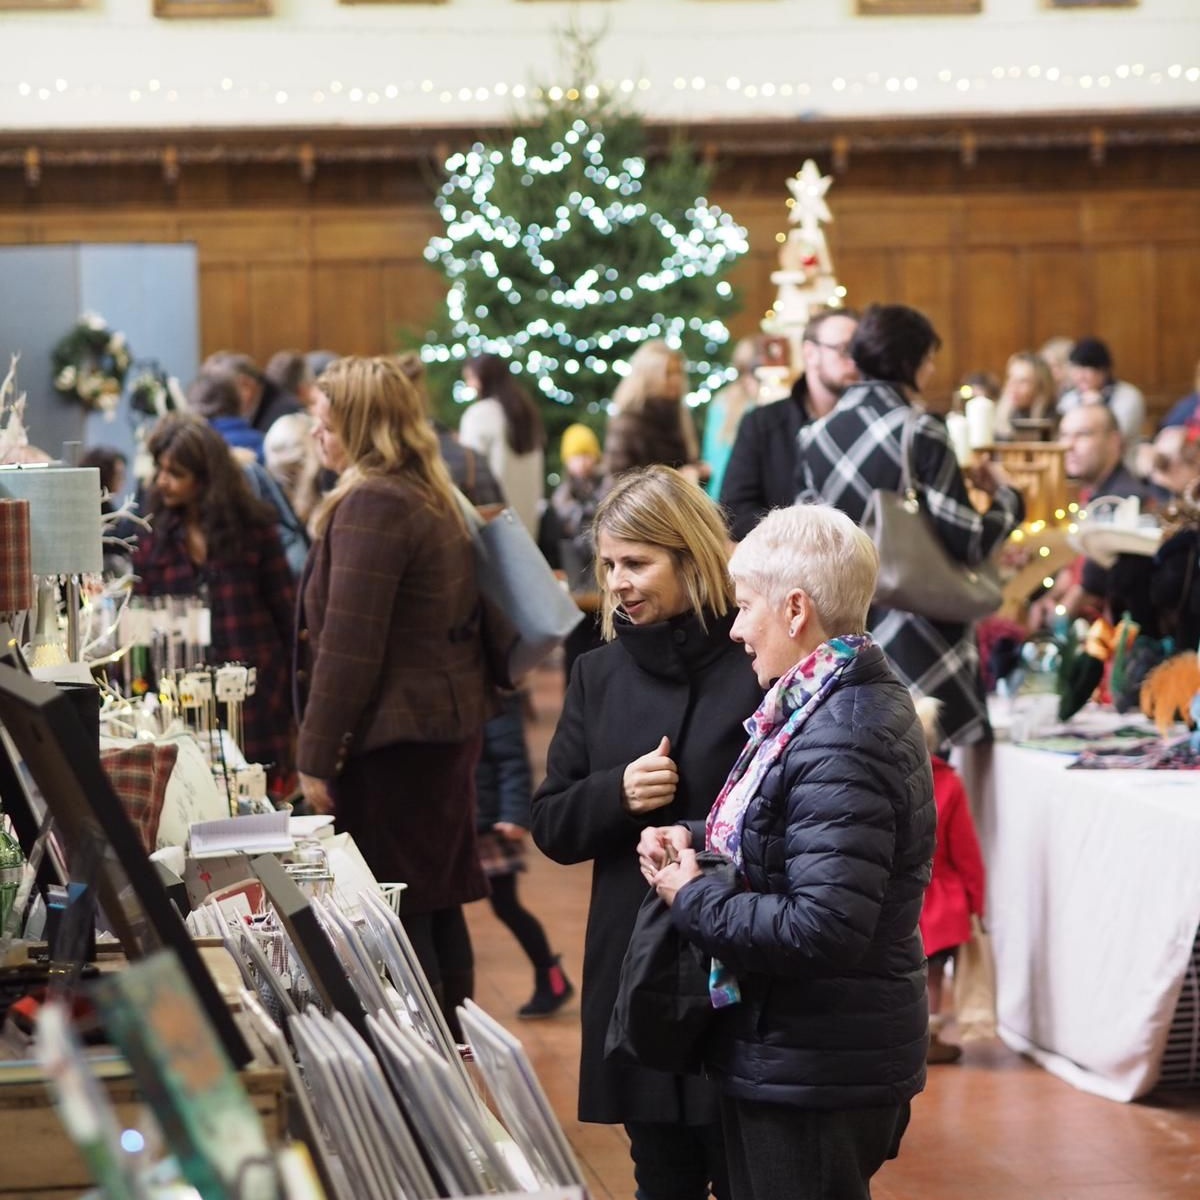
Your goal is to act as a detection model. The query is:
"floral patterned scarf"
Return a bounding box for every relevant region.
[704,634,873,1007]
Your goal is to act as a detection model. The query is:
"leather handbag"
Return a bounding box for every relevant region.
[859,410,1003,624]
[604,851,737,1076]
[457,495,584,689]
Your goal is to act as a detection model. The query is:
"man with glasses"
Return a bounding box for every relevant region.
[1029,403,1153,628]
[720,308,859,541]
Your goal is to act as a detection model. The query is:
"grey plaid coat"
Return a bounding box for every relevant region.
[798,380,1024,745]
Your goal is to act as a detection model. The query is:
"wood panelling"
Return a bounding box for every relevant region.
[1090,245,1157,389]
[964,199,1081,247]
[962,250,1023,382]
[1026,249,1087,349]
[1158,247,1200,388]
[249,265,312,354]
[2,117,1199,420]
[198,266,252,355]
[836,251,895,319]
[312,263,386,357]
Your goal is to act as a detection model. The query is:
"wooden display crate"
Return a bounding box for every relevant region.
[0,1063,287,1198]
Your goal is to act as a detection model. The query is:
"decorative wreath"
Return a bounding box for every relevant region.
[128,362,186,419]
[51,313,132,415]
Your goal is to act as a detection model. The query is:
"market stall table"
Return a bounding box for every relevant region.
[963,707,1200,1101]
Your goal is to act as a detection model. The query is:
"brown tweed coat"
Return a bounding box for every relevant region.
[295,474,492,779]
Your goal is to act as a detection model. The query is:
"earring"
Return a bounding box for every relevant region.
[789,619,801,638]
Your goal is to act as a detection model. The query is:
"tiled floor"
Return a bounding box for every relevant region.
[465,663,1200,1199]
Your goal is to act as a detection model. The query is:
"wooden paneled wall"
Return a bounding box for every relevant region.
[2,116,1199,421]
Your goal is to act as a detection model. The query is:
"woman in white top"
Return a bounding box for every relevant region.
[460,354,546,537]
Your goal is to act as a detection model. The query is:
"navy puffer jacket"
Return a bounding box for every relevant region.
[670,644,936,1110]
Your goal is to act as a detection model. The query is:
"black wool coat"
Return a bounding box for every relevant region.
[672,646,937,1111]
[718,381,813,542]
[531,609,762,1125]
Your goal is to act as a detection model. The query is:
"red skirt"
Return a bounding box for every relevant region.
[331,733,489,915]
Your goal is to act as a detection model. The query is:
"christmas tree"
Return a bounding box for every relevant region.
[420,74,748,445]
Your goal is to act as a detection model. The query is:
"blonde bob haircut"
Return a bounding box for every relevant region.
[592,464,734,642]
[312,355,462,536]
[729,504,879,637]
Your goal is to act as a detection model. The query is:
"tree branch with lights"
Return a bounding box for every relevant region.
[419,34,748,451]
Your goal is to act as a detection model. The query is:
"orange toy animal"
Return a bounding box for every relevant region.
[1140,653,1200,737]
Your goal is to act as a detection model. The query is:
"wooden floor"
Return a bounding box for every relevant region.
[465,663,1200,1200]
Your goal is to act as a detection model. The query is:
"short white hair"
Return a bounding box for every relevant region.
[729,504,879,635]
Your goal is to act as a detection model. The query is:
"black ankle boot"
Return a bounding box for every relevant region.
[518,955,574,1019]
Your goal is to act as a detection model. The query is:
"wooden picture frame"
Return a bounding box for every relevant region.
[857,0,981,12]
[0,0,85,9]
[153,0,269,16]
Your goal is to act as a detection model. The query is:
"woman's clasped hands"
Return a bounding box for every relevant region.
[637,824,701,907]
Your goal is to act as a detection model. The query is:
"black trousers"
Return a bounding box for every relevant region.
[720,1095,910,1200]
[625,1120,729,1200]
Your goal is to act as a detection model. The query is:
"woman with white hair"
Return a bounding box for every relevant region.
[638,503,936,1200]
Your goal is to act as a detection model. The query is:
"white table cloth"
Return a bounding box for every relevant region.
[963,709,1200,1101]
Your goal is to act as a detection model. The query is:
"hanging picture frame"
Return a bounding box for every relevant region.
[153,0,270,17]
[0,0,84,9]
[857,0,981,12]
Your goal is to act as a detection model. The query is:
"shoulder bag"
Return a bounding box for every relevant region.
[604,851,737,1075]
[457,493,584,689]
[859,409,1003,624]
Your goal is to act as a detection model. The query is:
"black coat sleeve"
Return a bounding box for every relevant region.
[531,659,646,864]
[719,412,769,541]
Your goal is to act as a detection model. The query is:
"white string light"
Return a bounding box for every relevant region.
[422,119,748,409]
[10,59,1199,109]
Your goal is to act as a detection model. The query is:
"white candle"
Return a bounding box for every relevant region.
[965,395,996,450]
[945,412,972,466]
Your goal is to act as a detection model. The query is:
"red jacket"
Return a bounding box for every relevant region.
[919,756,986,957]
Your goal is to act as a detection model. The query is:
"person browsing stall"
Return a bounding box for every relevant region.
[296,356,493,1038]
[639,503,936,1200]
[532,466,761,1200]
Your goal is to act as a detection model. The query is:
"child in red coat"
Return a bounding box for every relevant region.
[916,698,986,1064]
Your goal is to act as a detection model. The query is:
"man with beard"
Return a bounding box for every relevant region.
[719,308,859,541]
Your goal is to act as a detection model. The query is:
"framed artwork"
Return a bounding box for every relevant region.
[0,0,84,9]
[154,0,269,16]
[857,0,981,12]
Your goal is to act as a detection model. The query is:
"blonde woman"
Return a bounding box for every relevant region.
[532,465,761,1200]
[263,411,323,530]
[296,356,493,1035]
[994,351,1056,440]
[605,341,702,480]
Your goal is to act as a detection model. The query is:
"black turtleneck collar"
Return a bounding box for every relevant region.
[613,608,737,683]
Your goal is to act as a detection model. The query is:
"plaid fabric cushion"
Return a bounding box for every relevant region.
[100,743,179,854]
[0,498,33,613]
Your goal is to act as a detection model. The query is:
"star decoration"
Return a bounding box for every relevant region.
[786,159,833,230]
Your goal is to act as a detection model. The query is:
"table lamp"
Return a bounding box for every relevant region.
[0,466,102,662]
